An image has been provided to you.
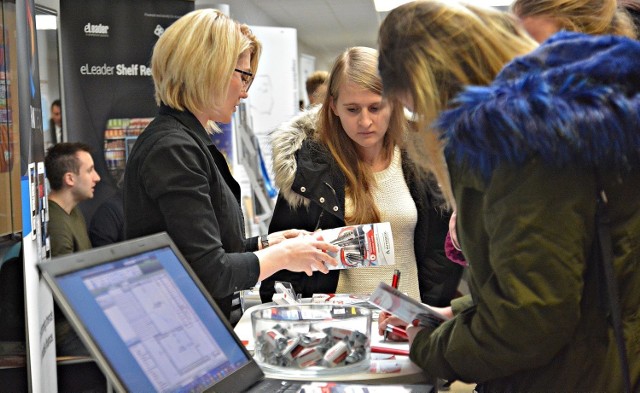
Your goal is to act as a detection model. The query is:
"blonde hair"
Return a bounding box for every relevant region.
[151,9,262,132]
[317,47,407,224]
[378,1,537,207]
[512,0,637,38]
[240,23,262,82]
[619,0,640,33]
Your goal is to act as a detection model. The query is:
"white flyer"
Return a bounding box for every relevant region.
[369,282,446,324]
[321,222,394,270]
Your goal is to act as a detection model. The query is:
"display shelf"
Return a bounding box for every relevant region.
[103,117,152,181]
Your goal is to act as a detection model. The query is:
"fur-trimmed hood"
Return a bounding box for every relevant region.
[439,32,640,181]
[269,105,322,208]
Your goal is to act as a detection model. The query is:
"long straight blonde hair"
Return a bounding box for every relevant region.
[317,47,407,224]
[512,0,637,38]
[378,1,537,208]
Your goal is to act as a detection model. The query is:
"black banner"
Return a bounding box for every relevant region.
[60,0,193,219]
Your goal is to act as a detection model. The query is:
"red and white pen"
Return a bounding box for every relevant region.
[371,346,410,356]
[385,324,408,339]
[383,270,402,341]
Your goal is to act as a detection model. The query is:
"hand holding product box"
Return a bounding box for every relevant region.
[320,222,394,269]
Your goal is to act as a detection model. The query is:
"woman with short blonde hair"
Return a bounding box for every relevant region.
[126,9,338,320]
[151,10,261,132]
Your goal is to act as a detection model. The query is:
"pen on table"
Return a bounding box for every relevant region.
[371,346,410,356]
[385,324,408,339]
[383,269,402,341]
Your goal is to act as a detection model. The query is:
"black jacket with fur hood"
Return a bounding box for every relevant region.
[260,107,462,304]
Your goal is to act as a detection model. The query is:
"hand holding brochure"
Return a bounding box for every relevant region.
[321,222,394,269]
[368,282,446,325]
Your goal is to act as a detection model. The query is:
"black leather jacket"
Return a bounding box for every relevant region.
[125,105,260,318]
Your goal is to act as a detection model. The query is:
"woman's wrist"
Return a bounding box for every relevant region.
[260,234,269,250]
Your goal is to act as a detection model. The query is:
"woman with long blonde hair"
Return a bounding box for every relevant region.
[512,0,637,42]
[377,1,640,390]
[261,46,462,307]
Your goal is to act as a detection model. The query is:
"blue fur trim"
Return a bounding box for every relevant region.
[440,32,640,181]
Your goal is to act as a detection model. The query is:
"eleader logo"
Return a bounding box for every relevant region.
[84,22,109,37]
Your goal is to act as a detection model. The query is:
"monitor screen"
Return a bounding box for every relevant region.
[55,246,251,392]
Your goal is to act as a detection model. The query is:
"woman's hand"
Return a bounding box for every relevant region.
[429,305,453,320]
[377,311,409,341]
[256,233,339,281]
[267,229,312,247]
[378,306,451,344]
[377,311,426,345]
[405,324,425,344]
[281,235,339,275]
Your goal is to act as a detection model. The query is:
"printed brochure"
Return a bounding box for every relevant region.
[321,222,394,270]
[368,282,446,325]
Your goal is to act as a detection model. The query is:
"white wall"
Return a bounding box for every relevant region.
[36,0,58,10]
[222,2,327,106]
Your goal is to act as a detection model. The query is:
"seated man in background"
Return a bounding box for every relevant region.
[45,142,100,358]
[45,142,100,256]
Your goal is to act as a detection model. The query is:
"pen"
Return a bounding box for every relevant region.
[384,269,401,341]
[385,324,408,339]
[391,269,401,289]
[371,346,410,356]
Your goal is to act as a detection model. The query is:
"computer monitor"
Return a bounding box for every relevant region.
[39,232,265,392]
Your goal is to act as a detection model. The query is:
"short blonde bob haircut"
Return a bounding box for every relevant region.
[151,9,261,130]
[512,0,637,38]
[378,1,537,207]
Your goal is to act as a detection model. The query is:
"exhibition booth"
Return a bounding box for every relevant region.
[0,0,436,391]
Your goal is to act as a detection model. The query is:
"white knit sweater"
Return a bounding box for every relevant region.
[336,147,420,300]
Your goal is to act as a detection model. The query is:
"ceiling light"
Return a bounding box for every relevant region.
[374,0,513,12]
[36,14,57,30]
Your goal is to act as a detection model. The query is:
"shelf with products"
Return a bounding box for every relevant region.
[103,117,153,181]
[0,23,21,236]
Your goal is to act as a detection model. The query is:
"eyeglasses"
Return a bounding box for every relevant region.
[234,68,254,91]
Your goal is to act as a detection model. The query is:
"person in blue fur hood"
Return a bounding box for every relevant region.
[377,1,640,391]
